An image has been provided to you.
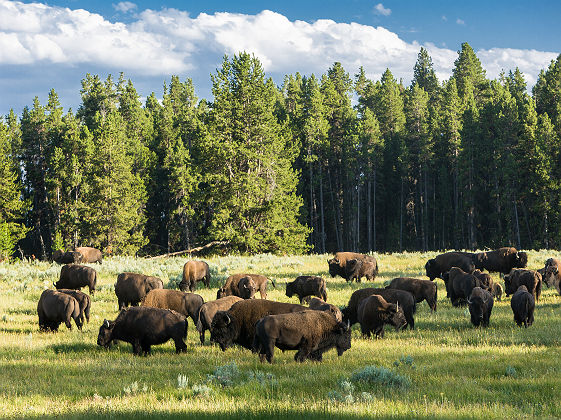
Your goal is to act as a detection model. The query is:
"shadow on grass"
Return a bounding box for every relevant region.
[51,342,98,354]
[0,326,36,334]
[6,307,37,315]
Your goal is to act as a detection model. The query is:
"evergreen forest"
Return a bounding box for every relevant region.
[2,44,561,259]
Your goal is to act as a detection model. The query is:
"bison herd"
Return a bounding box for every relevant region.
[35,246,559,363]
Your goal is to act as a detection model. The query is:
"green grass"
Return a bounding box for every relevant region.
[1,251,561,419]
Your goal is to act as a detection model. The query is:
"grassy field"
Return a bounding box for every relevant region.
[1,251,561,419]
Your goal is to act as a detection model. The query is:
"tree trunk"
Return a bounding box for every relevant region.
[367,178,372,251]
[356,184,360,252]
[513,197,521,249]
[319,163,326,253]
[373,168,376,251]
[328,167,341,251]
[399,178,404,252]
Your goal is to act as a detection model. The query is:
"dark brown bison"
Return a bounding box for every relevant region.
[179,260,210,292]
[468,287,494,327]
[56,289,91,325]
[472,269,493,291]
[55,264,97,295]
[357,294,407,338]
[425,252,475,281]
[341,287,416,329]
[474,247,527,275]
[210,299,307,351]
[444,267,484,306]
[196,296,244,344]
[386,277,437,312]
[286,276,327,303]
[504,269,542,301]
[217,273,274,299]
[542,258,561,294]
[252,310,351,363]
[52,250,82,264]
[304,297,343,322]
[142,289,204,325]
[74,247,102,263]
[491,283,504,301]
[37,289,82,331]
[327,252,378,283]
[510,285,535,327]
[114,273,164,310]
[97,306,187,355]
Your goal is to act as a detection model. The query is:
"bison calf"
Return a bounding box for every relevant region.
[114,272,164,310]
[357,295,407,338]
[468,287,494,327]
[510,285,535,327]
[286,276,327,303]
[386,277,437,312]
[305,297,343,322]
[97,306,187,355]
[252,310,351,363]
[37,289,82,331]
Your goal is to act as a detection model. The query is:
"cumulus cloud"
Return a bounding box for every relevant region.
[373,3,392,16]
[456,18,465,25]
[113,2,137,13]
[0,0,558,101]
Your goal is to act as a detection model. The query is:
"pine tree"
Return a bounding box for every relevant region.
[533,54,561,137]
[413,47,439,96]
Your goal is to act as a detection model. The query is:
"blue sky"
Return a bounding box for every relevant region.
[1,0,559,115]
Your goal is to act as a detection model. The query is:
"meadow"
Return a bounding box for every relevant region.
[1,251,560,419]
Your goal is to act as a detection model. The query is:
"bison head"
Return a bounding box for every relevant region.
[285,281,295,298]
[210,311,239,351]
[544,265,558,287]
[472,252,487,269]
[328,258,341,278]
[238,277,256,299]
[468,297,485,326]
[515,251,528,268]
[425,259,438,280]
[504,274,515,296]
[385,302,408,331]
[52,249,63,263]
[335,321,352,356]
[145,277,164,294]
[97,319,115,348]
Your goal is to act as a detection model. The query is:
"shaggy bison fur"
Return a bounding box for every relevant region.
[196,296,244,344]
[252,310,351,363]
[468,287,494,327]
[286,276,327,303]
[504,269,542,301]
[327,252,378,283]
[444,267,485,307]
[142,289,204,325]
[52,250,82,264]
[304,297,343,322]
[74,247,102,263]
[510,285,535,327]
[474,247,527,275]
[386,277,437,312]
[542,258,561,294]
[357,294,407,338]
[55,264,97,295]
[217,273,274,299]
[37,289,82,331]
[425,252,475,281]
[114,273,164,310]
[179,260,210,292]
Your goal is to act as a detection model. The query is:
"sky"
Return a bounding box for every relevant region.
[0,0,560,116]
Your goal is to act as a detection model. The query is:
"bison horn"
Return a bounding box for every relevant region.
[52,282,56,288]
[225,314,231,325]
[103,319,110,328]
[396,302,399,312]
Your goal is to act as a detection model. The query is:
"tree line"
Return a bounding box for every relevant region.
[1,43,561,259]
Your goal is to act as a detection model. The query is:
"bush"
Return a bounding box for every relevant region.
[350,365,411,389]
[207,362,242,387]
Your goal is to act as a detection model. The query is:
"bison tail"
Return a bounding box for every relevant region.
[85,297,91,323]
[271,278,277,288]
[183,318,188,340]
[195,307,204,333]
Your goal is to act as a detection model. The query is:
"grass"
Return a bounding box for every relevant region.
[1,250,561,419]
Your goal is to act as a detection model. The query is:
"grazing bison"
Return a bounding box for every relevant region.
[468,287,494,327]
[386,277,437,312]
[179,260,210,292]
[491,283,504,301]
[52,250,82,264]
[328,252,378,283]
[74,247,102,263]
[217,273,273,299]
[425,252,475,281]
[444,267,484,306]
[542,258,561,294]
[474,247,527,275]
[114,273,164,310]
[56,289,91,325]
[472,269,493,291]
[357,295,407,338]
[286,276,327,303]
[142,289,204,324]
[97,306,187,355]
[510,285,535,327]
[252,310,351,363]
[55,264,97,295]
[304,297,343,322]
[196,296,244,344]
[341,288,416,329]
[504,269,542,301]
[37,289,82,331]
[210,299,306,351]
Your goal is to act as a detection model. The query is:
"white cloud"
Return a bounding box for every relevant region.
[441,15,447,21]
[456,18,465,25]
[373,3,392,16]
[0,0,558,104]
[113,2,137,13]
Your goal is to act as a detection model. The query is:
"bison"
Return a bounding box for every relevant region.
[385,277,437,312]
[504,269,542,301]
[52,250,82,264]
[510,285,535,327]
[196,296,244,344]
[444,267,484,307]
[179,260,210,292]
[55,264,97,295]
[328,252,378,283]
[542,258,561,294]
[425,252,475,281]
[56,289,91,325]
[97,306,187,355]
[142,289,204,325]
[74,246,102,263]
[467,287,494,327]
[37,289,82,331]
[114,272,164,310]
[474,247,527,275]
[210,299,307,351]
[252,310,351,363]
[357,294,407,338]
[491,283,504,301]
[304,297,343,322]
[341,287,416,329]
[217,273,274,299]
[286,276,327,303]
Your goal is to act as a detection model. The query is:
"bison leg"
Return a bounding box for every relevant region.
[174,338,187,353]
[132,339,143,355]
[264,339,275,363]
[294,339,312,362]
[118,300,125,311]
[360,325,371,339]
[199,329,205,345]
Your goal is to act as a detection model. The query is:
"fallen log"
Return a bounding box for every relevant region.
[145,241,229,259]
